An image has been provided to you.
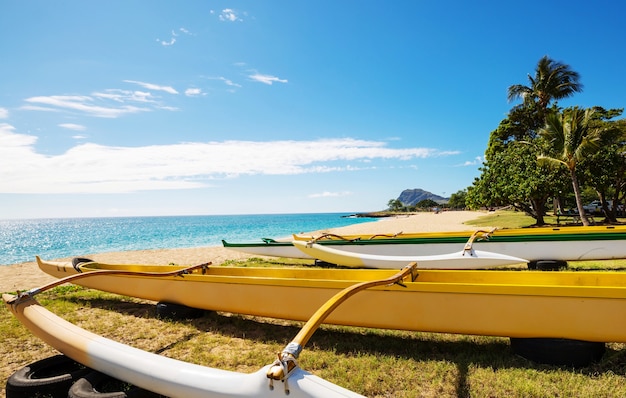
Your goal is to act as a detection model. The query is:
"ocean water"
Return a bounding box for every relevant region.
[0,213,374,266]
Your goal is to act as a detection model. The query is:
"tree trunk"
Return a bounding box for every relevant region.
[553,196,563,215]
[597,191,617,223]
[571,170,591,226]
[530,198,546,226]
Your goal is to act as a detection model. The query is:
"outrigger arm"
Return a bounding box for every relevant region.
[266,262,418,393]
[7,260,211,304]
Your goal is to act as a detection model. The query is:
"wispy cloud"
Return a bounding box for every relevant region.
[205,77,242,91]
[249,73,288,85]
[0,108,8,119]
[219,77,241,88]
[21,82,180,118]
[123,80,178,95]
[218,9,243,22]
[308,191,353,198]
[94,89,157,103]
[23,95,150,118]
[157,37,176,46]
[458,156,484,167]
[59,123,86,131]
[156,27,194,46]
[0,129,452,194]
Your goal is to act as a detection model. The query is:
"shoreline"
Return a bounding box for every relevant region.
[0,210,488,293]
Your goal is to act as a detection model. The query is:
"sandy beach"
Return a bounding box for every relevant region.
[0,210,487,293]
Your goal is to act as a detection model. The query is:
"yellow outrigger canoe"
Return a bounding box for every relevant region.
[36,257,626,343]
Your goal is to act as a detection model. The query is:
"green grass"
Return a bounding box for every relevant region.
[3,271,626,397]
[465,210,538,229]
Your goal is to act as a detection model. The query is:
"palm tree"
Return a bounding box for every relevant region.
[507,56,583,120]
[538,108,602,226]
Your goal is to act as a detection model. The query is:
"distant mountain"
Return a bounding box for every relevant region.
[397,189,448,206]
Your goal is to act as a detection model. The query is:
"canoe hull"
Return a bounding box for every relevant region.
[224,225,626,262]
[37,258,626,343]
[291,241,527,269]
[3,294,364,397]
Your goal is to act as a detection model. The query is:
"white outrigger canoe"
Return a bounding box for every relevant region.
[5,264,416,397]
[223,225,626,264]
[291,240,527,269]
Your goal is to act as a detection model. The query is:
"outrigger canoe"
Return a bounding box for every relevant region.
[223,225,626,263]
[230,237,528,269]
[6,263,415,397]
[291,240,527,269]
[37,257,626,342]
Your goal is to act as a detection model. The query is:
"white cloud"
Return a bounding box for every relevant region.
[219,77,241,88]
[123,80,178,95]
[0,131,451,194]
[59,123,86,131]
[308,191,353,198]
[219,9,242,22]
[157,27,193,46]
[0,108,8,119]
[459,156,484,166]
[185,88,204,97]
[23,95,149,118]
[249,73,288,85]
[22,84,179,118]
[157,37,176,46]
[93,89,156,103]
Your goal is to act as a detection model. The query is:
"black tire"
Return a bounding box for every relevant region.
[527,260,568,271]
[314,259,338,268]
[156,301,204,320]
[6,354,90,398]
[510,338,605,367]
[536,260,568,271]
[68,371,164,398]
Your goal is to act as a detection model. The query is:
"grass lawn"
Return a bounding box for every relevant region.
[3,284,626,398]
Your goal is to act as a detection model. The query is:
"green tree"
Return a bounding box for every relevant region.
[447,190,467,209]
[416,199,438,210]
[467,141,568,225]
[537,108,603,226]
[507,55,583,121]
[387,199,403,212]
[468,56,584,225]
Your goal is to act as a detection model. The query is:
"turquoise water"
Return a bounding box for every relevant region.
[0,213,374,265]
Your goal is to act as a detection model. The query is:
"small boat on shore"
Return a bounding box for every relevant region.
[291,240,527,269]
[223,225,626,264]
[36,257,626,342]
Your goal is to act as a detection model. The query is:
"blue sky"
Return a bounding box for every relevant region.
[1,1,625,219]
